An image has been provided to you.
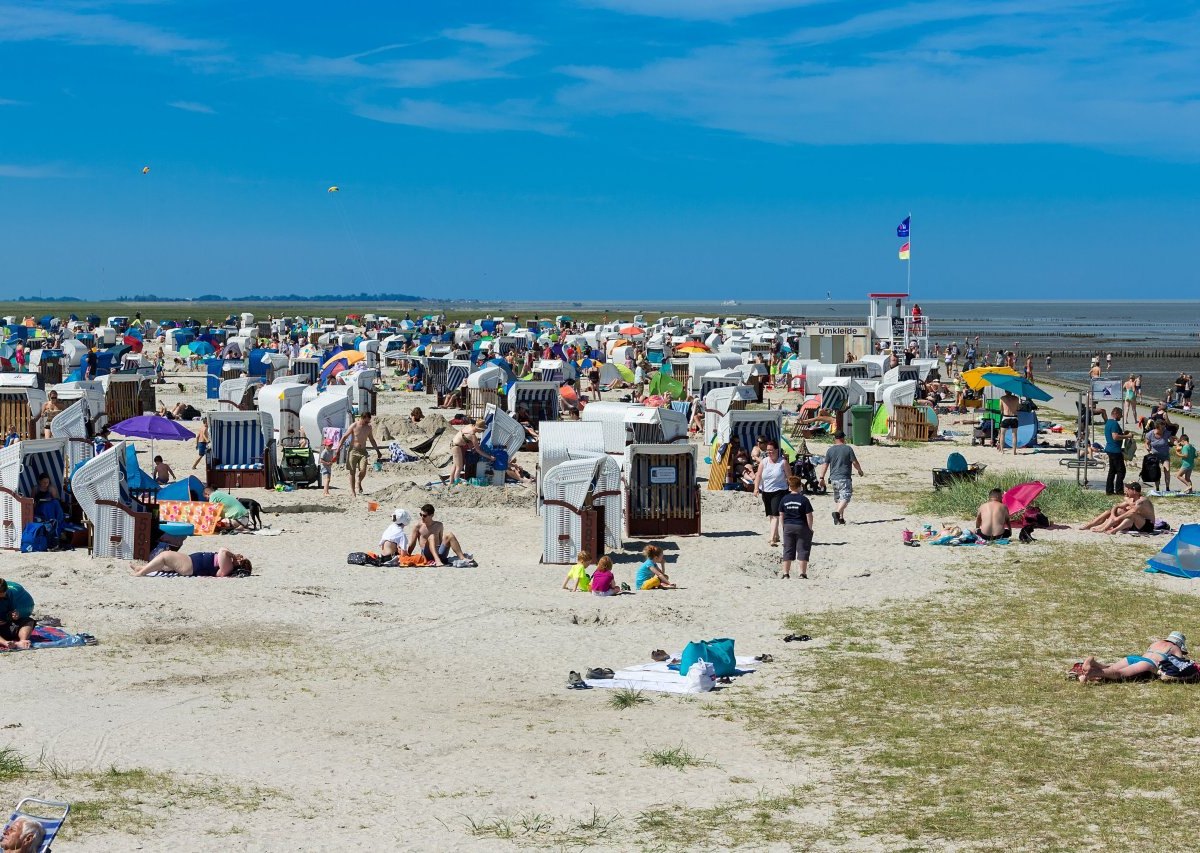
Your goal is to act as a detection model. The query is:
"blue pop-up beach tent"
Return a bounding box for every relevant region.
[1145,524,1200,579]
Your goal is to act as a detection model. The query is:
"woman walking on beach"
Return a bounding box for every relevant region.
[1122,375,1138,423]
[753,440,790,546]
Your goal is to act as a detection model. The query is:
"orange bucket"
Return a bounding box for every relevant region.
[367,501,379,512]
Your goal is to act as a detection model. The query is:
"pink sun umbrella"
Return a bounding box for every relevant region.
[1003,481,1046,521]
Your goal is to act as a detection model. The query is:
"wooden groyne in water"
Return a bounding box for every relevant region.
[1026,349,1200,359]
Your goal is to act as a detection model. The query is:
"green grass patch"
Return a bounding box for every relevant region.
[712,543,1200,850]
[908,471,1114,522]
[608,687,651,709]
[0,747,29,782]
[0,758,276,841]
[644,744,714,771]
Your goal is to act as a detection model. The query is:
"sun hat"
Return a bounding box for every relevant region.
[1167,631,1187,652]
[391,508,412,526]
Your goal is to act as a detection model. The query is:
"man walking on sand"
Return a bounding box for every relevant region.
[819,431,864,526]
[336,412,383,498]
[998,390,1021,455]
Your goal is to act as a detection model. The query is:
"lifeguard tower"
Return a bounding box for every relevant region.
[868,293,929,357]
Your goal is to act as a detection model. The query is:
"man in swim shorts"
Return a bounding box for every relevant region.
[406,504,473,567]
[998,390,1021,455]
[336,412,383,498]
[974,488,1012,541]
[1080,482,1155,534]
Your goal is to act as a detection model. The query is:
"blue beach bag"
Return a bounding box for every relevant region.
[20,522,50,553]
[679,638,736,677]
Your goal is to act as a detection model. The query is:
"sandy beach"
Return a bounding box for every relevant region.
[4,369,1200,851]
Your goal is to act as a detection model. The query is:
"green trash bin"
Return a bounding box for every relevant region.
[850,404,874,446]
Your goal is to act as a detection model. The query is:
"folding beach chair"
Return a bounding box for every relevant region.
[404,427,446,463]
[5,798,70,852]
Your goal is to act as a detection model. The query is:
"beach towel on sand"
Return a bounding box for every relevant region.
[583,655,757,693]
[0,625,95,652]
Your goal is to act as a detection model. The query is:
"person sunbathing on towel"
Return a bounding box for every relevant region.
[1,816,45,853]
[130,548,252,577]
[1076,631,1187,682]
[975,488,1012,541]
[1080,482,1156,534]
[796,408,836,434]
[405,503,472,567]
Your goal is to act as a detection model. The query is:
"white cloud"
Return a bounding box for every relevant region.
[167,100,214,114]
[0,2,218,54]
[269,26,538,89]
[0,163,68,178]
[579,0,825,21]
[354,99,566,135]
[557,3,1200,155]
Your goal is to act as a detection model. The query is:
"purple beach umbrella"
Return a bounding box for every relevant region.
[109,414,195,460]
[109,415,195,441]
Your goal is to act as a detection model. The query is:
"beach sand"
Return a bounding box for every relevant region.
[4,369,1200,850]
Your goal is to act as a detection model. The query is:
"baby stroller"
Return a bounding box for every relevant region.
[792,455,826,495]
[277,437,320,488]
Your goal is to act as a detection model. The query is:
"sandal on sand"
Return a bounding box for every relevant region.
[651,649,669,662]
[780,573,790,579]
[620,582,631,592]
[783,633,812,643]
[586,668,615,680]
[754,654,774,663]
[567,671,591,689]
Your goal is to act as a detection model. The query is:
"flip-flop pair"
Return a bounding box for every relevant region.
[783,633,812,643]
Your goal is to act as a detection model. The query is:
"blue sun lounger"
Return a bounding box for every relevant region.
[5,799,70,852]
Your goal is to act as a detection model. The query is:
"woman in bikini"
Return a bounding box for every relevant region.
[448,419,493,485]
[39,391,63,438]
[1077,631,1188,682]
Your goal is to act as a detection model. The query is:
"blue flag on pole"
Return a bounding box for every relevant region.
[896,216,910,238]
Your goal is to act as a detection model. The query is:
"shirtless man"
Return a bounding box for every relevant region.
[192,419,208,470]
[336,412,383,498]
[975,489,1011,540]
[405,503,472,567]
[998,390,1021,454]
[1080,482,1155,534]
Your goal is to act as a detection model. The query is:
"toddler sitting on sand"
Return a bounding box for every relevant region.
[563,550,594,592]
[590,556,621,596]
[636,545,677,590]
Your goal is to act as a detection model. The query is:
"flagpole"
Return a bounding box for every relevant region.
[906,210,912,296]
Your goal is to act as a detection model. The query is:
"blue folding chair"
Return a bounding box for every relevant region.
[5,798,70,852]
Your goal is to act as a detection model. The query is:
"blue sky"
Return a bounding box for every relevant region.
[1,0,1198,301]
